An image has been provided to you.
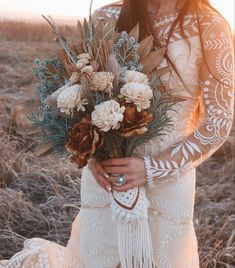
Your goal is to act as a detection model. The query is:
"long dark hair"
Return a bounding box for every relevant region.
[114,0,223,88]
[115,0,219,41]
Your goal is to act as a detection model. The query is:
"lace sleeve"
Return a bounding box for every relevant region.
[146,12,234,183]
[92,6,121,24]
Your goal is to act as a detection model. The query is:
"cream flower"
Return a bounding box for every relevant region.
[70,72,80,84]
[76,59,90,69]
[91,100,125,132]
[119,82,153,112]
[57,84,88,115]
[81,66,94,75]
[90,72,114,95]
[121,70,149,85]
[77,53,91,60]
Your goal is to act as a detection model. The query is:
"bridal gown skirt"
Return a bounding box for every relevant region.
[0,165,200,268]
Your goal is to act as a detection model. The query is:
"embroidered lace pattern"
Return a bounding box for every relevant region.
[148,11,234,183]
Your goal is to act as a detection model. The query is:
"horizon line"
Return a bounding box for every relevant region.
[0,11,84,24]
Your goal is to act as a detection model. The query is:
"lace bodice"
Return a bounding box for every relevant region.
[94,6,234,183]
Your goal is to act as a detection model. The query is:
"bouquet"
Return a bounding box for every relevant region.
[32,19,177,167]
[31,2,182,267]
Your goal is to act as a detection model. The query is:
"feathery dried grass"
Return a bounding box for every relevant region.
[0,20,76,42]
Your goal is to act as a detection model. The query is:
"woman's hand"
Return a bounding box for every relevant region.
[88,159,112,193]
[101,157,147,192]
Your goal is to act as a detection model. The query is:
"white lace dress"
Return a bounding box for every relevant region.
[0,6,234,268]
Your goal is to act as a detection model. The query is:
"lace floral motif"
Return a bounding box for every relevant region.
[154,13,199,45]
[95,6,121,22]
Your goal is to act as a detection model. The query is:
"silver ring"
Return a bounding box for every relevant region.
[117,175,126,185]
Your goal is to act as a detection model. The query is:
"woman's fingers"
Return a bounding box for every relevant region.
[101,158,131,166]
[101,158,142,176]
[104,166,130,175]
[89,159,111,192]
[96,174,112,193]
[91,159,110,178]
[89,157,146,192]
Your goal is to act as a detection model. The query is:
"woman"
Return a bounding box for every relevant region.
[0,0,234,267]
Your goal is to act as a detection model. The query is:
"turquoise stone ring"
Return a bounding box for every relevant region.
[117,175,126,185]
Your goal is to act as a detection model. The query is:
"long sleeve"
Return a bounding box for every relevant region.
[147,12,234,182]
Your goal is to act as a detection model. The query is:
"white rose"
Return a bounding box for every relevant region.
[91,100,125,132]
[119,82,153,112]
[121,70,149,85]
[57,84,88,115]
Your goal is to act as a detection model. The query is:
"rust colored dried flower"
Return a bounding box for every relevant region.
[66,115,103,168]
[119,98,154,137]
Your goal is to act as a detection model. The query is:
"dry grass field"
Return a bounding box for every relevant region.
[0,21,234,267]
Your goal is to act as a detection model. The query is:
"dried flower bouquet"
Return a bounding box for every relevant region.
[31,4,181,169]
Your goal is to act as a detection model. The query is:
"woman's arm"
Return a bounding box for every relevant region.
[101,12,234,192]
[145,13,234,182]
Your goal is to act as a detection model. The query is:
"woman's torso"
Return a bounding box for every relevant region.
[95,5,205,157]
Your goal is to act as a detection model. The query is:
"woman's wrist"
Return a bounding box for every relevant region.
[143,156,156,188]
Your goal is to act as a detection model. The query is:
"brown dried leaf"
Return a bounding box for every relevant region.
[107,54,120,88]
[64,25,76,44]
[139,35,154,60]
[103,44,109,70]
[77,20,85,41]
[91,61,100,72]
[96,42,109,71]
[83,19,89,35]
[59,49,77,75]
[107,39,114,54]
[95,21,104,39]
[102,22,116,40]
[128,23,139,41]
[141,47,166,74]
[81,41,88,53]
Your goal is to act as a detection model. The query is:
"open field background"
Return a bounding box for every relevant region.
[0,21,234,267]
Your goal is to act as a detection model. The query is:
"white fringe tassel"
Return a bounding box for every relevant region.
[117,220,155,268]
[111,187,155,268]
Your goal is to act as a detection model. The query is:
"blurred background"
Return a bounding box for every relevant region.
[0,0,234,267]
[0,0,234,27]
